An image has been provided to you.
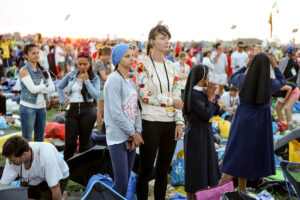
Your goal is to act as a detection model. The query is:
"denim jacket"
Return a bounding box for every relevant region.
[58,69,100,103]
[20,63,47,104]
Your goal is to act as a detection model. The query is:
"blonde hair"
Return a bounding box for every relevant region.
[254,45,264,53]
[178,52,188,59]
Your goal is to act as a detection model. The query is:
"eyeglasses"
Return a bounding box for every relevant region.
[78,52,89,58]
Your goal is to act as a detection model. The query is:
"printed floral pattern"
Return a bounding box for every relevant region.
[137,62,147,73]
[138,83,145,88]
[173,76,179,86]
[142,98,149,104]
[136,60,184,124]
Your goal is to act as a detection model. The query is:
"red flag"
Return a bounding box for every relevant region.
[268,12,273,38]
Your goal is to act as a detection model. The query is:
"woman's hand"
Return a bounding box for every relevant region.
[246,52,255,68]
[268,53,278,68]
[132,132,144,147]
[173,99,184,110]
[218,99,226,110]
[78,69,89,81]
[175,125,183,141]
[129,142,136,152]
[206,82,217,101]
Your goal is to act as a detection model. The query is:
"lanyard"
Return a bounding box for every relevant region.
[149,54,170,94]
[230,96,234,107]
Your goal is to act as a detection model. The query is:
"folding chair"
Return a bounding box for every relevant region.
[280,160,300,200]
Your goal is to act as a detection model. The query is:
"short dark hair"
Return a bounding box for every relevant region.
[2,136,30,157]
[215,43,221,49]
[203,50,212,57]
[230,86,239,92]
[237,41,244,46]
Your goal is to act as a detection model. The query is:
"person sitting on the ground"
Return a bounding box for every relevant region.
[220,86,239,117]
[0,135,69,200]
[0,86,6,117]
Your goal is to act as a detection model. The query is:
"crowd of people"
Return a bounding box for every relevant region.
[0,24,299,200]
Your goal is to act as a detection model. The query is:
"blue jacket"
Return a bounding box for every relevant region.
[20,63,47,104]
[58,70,100,103]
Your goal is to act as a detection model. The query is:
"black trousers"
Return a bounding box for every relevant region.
[136,120,177,200]
[64,103,97,160]
[21,177,69,200]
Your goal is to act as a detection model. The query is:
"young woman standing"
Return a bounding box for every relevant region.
[175,52,190,100]
[104,44,144,197]
[19,44,55,141]
[94,46,112,131]
[58,52,99,160]
[136,25,184,200]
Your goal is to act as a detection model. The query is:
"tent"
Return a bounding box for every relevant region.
[0,184,28,200]
[66,145,114,186]
[82,181,126,200]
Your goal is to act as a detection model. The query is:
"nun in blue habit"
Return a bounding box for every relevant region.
[219,53,286,192]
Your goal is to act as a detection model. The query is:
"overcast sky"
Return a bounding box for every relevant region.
[0,0,299,43]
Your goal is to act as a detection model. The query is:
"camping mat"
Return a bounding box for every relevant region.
[268,168,300,181]
[268,169,285,181]
[174,186,186,195]
[0,132,54,154]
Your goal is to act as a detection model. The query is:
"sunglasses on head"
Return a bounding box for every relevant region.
[156,24,169,31]
[78,52,89,58]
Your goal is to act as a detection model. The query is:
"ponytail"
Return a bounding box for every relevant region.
[37,62,49,79]
[146,43,152,56]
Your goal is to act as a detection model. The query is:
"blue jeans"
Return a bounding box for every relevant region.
[19,105,47,141]
[109,142,136,197]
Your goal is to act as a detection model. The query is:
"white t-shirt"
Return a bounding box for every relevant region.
[203,57,214,72]
[211,52,228,74]
[55,46,65,65]
[231,51,248,73]
[0,142,69,187]
[191,56,197,66]
[220,91,239,110]
[69,78,84,103]
[89,42,96,55]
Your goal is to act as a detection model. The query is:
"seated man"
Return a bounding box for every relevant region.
[0,135,69,200]
[220,86,240,120]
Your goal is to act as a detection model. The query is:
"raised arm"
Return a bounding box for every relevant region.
[84,75,100,100]
[229,67,247,90]
[57,73,70,103]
